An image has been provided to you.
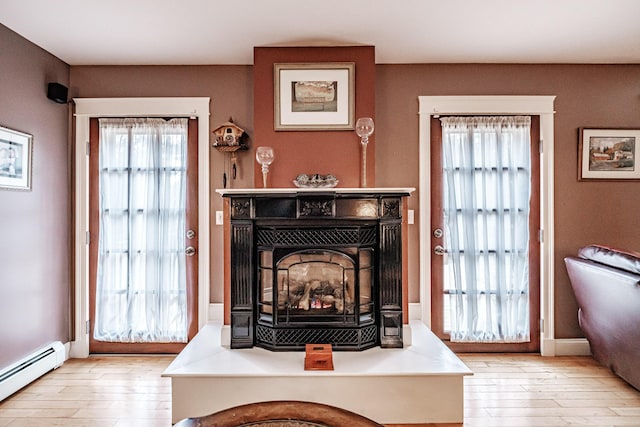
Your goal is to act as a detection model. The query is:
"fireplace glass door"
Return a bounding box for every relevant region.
[281,249,355,324]
[258,248,375,327]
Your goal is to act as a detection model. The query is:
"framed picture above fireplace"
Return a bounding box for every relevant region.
[579,128,640,180]
[274,62,355,131]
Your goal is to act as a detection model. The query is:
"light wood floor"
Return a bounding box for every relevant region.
[1,354,639,426]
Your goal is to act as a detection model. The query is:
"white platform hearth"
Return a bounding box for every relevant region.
[162,320,472,425]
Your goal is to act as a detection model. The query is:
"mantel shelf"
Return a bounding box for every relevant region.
[216,187,415,197]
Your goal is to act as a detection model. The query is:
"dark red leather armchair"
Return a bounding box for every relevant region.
[565,244,640,391]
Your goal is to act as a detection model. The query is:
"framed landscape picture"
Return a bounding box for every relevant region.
[579,128,640,180]
[274,62,355,131]
[0,125,32,191]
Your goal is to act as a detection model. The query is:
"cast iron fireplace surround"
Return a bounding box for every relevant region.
[219,188,412,351]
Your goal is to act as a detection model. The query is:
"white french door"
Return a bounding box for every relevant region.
[431,115,540,352]
[88,117,199,354]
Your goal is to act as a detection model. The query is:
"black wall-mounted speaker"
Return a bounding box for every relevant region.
[47,82,68,104]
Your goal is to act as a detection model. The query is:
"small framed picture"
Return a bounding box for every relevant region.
[274,62,355,131]
[0,125,33,190]
[579,128,640,180]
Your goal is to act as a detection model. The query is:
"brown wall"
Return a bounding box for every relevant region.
[70,63,640,340]
[375,64,640,338]
[70,65,254,305]
[253,46,376,188]
[0,24,70,369]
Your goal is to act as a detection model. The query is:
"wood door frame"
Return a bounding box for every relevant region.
[430,115,540,352]
[88,118,199,353]
[70,98,210,359]
[418,96,557,356]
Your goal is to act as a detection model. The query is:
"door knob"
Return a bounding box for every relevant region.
[434,245,446,256]
[185,246,196,256]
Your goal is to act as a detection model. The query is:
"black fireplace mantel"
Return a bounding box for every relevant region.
[217,187,414,350]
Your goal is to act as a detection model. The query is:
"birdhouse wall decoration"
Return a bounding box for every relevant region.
[212,118,248,188]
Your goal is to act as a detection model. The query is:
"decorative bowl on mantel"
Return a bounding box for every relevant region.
[293,173,339,188]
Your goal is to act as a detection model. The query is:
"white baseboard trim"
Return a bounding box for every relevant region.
[208,303,224,323]
[542,337,591,356]
[208,303,229,347]
[62,341,71,361]
[408,303,421,320]
[220,325,231,347]
[553,338,591,356]
[403,324,413,346]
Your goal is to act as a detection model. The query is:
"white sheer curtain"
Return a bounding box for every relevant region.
[440,116,531,343]
[94,118,188,343]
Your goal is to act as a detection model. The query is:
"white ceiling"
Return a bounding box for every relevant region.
[1,0,640,65]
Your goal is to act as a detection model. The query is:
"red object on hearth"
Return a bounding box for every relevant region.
[304,344,334,371]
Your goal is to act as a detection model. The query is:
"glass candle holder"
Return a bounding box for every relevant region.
[355,117,374,187]
[256,146,275,188]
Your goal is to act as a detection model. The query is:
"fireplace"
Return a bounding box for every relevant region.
[219,188,413,351]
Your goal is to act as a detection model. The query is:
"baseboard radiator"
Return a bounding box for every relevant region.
[0,341,65,401]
